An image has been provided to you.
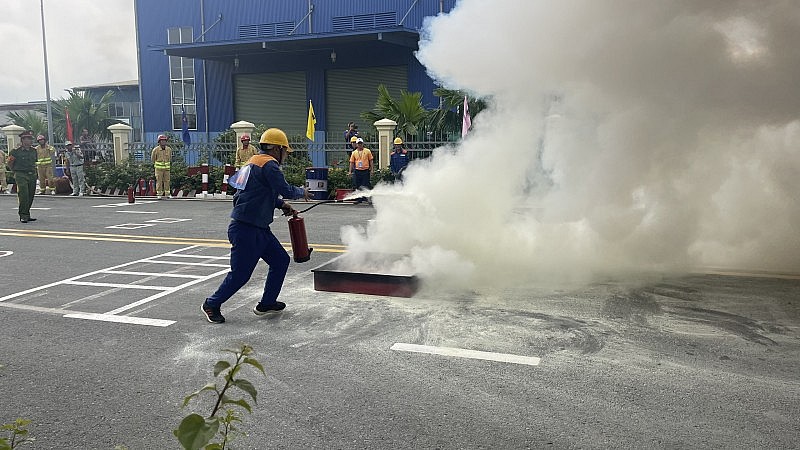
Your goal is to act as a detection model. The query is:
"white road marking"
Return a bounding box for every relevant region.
[159,254,230,260]
[94,201,157,208]
[62,281,171,290]
[0,245,230,327]
[0,251,12,258]
[146,260,229,267]
[391,343,541,366]
[63,313,175,327]
[106,270,207,279]
[117,210,159,214]
[106,223,156,229]
[146,218,192,223]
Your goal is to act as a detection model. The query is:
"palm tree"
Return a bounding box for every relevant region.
[7,111,47,137]
[360,84,429,141]
[426,88,488,138]
[49,89,116,142]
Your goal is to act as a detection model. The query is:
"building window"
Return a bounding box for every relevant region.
[168,26,197,130]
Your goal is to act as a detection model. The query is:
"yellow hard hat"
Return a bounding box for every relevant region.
[350,136,358,143]
[260,128,292,152]
[393,137,403,145]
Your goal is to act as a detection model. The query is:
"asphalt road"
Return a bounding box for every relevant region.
[0,193,798,449]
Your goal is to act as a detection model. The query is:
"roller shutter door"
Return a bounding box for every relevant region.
[233,71,307,134]
[326,66,407,138]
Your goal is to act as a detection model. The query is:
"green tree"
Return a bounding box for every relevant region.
[360,84,429,141]
[7,111,47,137]
[50,89,116,142]
[426,88,488,138]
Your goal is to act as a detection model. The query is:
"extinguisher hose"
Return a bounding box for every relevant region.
[295,200,337,214]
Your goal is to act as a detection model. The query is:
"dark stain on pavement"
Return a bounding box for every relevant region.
[669,306,778,345]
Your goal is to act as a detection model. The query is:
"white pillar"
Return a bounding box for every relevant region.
[373,118,397,170]
[2,124,26,151]
[107,123,133,165]
[230,120,255,144]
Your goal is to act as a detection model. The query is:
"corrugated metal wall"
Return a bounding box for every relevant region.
[233,71,308,133]
[326,65,408,139]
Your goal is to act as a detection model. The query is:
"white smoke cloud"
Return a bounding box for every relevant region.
[342,0,800,289]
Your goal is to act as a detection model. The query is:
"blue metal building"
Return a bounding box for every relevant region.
[134,0,456,143]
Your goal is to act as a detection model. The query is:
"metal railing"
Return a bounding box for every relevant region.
[126,140,453,168]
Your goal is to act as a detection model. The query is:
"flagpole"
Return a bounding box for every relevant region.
[40,0,54,143]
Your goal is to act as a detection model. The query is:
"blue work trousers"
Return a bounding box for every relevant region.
[206,220,290,308]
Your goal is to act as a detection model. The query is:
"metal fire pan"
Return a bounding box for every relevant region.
[311,253,419,298]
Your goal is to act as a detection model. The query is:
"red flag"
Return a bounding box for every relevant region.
[65,108,74,142]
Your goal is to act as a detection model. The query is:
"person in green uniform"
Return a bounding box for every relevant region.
[8,130,39,223]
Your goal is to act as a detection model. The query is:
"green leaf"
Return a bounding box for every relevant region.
[174,414,219,450]
[182,383,218,407]
[204,444,223,450]
[232,379,258,403]
[222,398,252,413]
[213,361,231,377]
[242,357,265,375]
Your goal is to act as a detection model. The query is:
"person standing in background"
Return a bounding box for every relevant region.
[343,122,359,144]
[234,134,256,169]
[0,147,7,193]
[8,130,38,222]
[348,137,374,205]
[64,141,86,196]
[389,137,409,182]
[35,134,56,195]
[151,135,173,199]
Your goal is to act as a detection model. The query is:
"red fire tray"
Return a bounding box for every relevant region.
[311,253,419,298]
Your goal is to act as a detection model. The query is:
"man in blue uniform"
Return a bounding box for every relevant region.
[389,137,409,181]
[202,128,310,323]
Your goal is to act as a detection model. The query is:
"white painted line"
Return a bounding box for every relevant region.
[0,302,73,315]
[145,260,229,268]
[30,207,51,210]
[146,218,192,223]
[0,245,200,303]
[159,254,230,260]
[94,201,157,208]
[63,312,175,327]
[106,223,156,229]
[104,270,207,279]
[0,245,228,326]
[105,267,230,314]
[62,281,171,290]
[0,251,12,258]
[391,343,541,366]
[117,210,159,214]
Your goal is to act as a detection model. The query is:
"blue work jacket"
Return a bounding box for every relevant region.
[231,153,305,229]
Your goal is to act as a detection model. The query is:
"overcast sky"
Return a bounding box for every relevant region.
[0,0,137,104]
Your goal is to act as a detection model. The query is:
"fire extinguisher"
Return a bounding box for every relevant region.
[288,212,312,263]
[127,186,135,204]
[286,200,335,263]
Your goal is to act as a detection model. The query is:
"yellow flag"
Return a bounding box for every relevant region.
[306,100,316,141]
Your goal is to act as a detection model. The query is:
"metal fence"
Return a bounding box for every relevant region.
[126,140,453,168]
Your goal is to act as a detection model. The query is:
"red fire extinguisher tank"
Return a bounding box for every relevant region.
[288,213,312,263]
